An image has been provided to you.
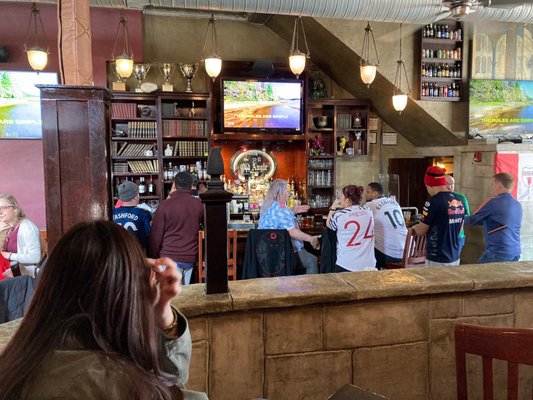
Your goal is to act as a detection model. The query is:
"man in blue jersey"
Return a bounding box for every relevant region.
[113,180,152,251]
[465,172,522,263]
[412,166,465,266]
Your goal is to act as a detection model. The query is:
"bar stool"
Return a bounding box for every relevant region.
[197,229,238,283]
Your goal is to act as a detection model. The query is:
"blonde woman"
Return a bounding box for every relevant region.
[258,179,320,274]
[0,194,41,278]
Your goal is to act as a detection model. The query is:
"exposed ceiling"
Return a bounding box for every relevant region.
[6,0,533,24]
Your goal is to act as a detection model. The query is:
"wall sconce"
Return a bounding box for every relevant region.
[111,12,134,82]
[24,3,49,71]
[289,16,310,79]
[392,24,411,114]
[202,15,222,81]
[360,22,380,87]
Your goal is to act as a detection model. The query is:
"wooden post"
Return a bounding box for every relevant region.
[200,148,233,294]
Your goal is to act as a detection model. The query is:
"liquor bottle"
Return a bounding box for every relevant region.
[148,179,155,195]
[139,177,147,195]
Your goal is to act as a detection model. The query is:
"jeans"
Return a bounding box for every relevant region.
[477,249,520,264]
[425,259,460,267]
[374,248,402,270]
[296,248,318,274]
[175,261,195,285]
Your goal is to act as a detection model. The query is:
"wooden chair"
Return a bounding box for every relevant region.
[198,229,238,283]
[384,228,427,269]
[455,323,533,400]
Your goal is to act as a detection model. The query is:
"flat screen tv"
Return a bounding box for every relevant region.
[0,70,58,139]
[469,79,533,138]
[222,78,303,134]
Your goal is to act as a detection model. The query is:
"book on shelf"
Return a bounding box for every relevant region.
[111,103,137,119]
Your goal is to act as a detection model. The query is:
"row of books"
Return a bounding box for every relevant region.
[113,143,155,157]
[111,103,137,119]
[162,120,207,137]
[128,160,159,173]
[125,121,158,138]
[337,114,355,130]
[170,140,209,157]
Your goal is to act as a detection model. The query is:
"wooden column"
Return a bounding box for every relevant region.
[39,85,111,251]
[58,0,94,85]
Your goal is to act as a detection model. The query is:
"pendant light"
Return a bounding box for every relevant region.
[392,24,411,114]
[359,22,380,87]
[289,16,310,79]
[111,12,134,80]
[202,15,222,81]
[24,3,49,71]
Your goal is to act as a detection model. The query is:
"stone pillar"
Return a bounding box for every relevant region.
[58,0,94,85]
[200,148,233,294]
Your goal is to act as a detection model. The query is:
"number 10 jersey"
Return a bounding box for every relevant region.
[366,197,407,260]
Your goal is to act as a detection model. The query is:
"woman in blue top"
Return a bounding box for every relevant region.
[258,179,320,274]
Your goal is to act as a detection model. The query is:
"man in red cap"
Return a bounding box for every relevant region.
[412,166,466,266]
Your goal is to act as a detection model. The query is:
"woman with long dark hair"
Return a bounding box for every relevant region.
[327,185,376,272]
[0,220,207,399]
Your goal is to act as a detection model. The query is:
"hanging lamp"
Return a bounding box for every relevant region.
[392,24,411,114]
[202,15,222,81]
[24,3,49,71]
[111,12,134,80]
[359,22,380,87]
[289,16,310,78]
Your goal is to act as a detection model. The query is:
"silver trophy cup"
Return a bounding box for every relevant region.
[160,63,175,92]
[133,63,151,92]
[179,63,199,93]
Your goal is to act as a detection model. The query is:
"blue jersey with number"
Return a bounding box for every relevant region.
[113,205,152,250]
[421,191,465,263]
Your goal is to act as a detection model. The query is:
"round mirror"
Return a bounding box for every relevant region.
[230,149,277,183]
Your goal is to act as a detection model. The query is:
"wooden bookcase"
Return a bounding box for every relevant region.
[109,92,211,205]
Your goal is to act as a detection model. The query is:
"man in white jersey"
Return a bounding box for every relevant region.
[365,182,407,269]
[327,185,376,272]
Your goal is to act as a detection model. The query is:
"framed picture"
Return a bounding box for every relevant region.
[0,70,58,139]
[382,132,397,145]
[368,131,377,144]
[369,117,379,131]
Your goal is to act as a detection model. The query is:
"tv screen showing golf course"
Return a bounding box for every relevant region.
[0,71,58,139]
[469,79,533,137]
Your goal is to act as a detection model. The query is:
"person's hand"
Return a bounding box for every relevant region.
[330,199,342,210]
[310,235,320,250]
[145,257,182,330]
[0,222,11,231]
[294,204,310,214]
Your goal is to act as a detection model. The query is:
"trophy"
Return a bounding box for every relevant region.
[133,63,151,92]
[179,63,199,93]
[160,63,175,92]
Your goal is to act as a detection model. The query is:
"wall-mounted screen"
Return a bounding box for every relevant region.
[222,79,303,134]
[470,79,533,138]
[0,70,58,139]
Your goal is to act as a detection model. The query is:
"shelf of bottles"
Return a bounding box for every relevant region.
[419,21,463,102]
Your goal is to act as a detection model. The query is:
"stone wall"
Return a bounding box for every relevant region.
[177,263,533,399]
[2,263,533,399]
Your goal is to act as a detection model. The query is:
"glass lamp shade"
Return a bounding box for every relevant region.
[115,57,134,79]
[205,56,222,80]
[26,47,48,71]
[360,64,377,86]
[289,53,306,77]
[392,94,408,112]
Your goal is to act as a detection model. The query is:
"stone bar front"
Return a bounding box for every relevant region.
[2,263,533,399]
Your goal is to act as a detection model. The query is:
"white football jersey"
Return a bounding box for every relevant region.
[329,205,376,271]
[366,197,407,259]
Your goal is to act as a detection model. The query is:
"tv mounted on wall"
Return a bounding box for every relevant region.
[470,79,533,139]
[0,70,58,139]
[221,78,304,134]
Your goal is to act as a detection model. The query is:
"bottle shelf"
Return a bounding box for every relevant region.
[420,96,461,102]
[422,58,462,63]
[421,77,461,82]
[422,38,462,44]
[308,155,335,159]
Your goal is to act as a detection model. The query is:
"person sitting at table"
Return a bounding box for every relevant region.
[327,185,376,272]
[365,182,407,269]
[0,194,41,278]
[258,179,320,274]
[0,220,207,400]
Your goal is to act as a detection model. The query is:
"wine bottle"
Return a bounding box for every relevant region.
[148,179,155,195]
[139,177,147,195]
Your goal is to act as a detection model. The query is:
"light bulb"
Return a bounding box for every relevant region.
[392,94,408,112]
[115,57,134,79]
[360,64,377,86]
[27,48,48,71]
[205,56,222,80]
[289,53,306,78]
